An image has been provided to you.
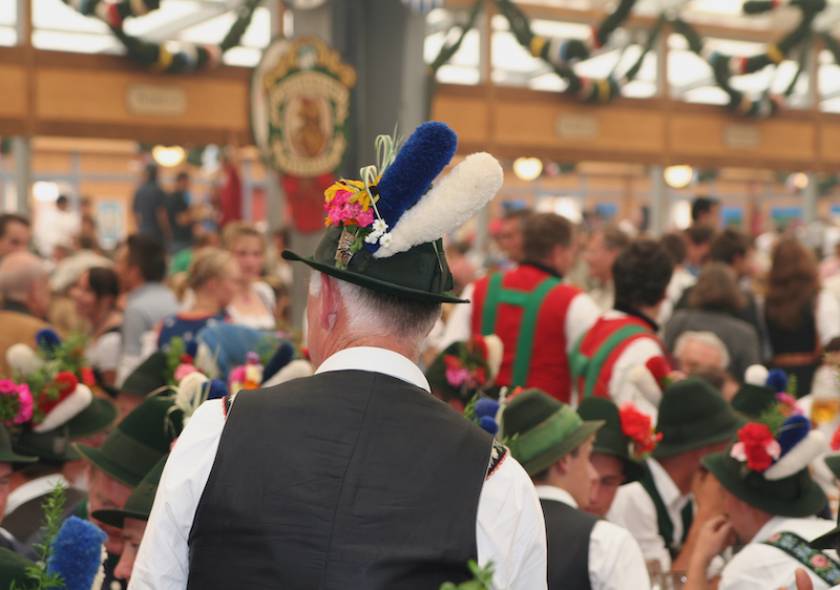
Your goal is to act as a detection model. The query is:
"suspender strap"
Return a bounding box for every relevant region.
[639,463,692,559]
[763,531,840,586]
[481,274,504,336]
[481,274,561,387]
[580,325,648,399]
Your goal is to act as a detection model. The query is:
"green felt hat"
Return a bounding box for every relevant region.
[501,389,604,477]
[93,454,167,528]
[13,397,117,463]
[703,451,826,518]
[653,378,741,459]
[0,547,31,588]
[120,352,168,397]
[0,424,36,464]
[577,397,644,483]
[825,454,840,480]
[731,383,777,419]
[283,228,463,304]
[75,396,180,487]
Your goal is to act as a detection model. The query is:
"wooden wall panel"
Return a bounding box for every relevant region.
[431,94,490,145]
[36,68,247,137]
[492,102,664,155]
[818,123,840,165]
[669,114,814,165]
[0,64,26,119]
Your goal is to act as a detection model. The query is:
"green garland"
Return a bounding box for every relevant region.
[428,0,832,119]
[60,0,262,74]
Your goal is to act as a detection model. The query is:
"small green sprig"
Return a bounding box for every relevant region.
[12,484,67,590]
[440,560,495,590]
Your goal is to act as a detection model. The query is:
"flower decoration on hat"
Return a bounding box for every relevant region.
[731,411,827,479]
[165,336,200,386]
[464,395,501,436]
[228,352,264,395]
[619,403,662,460]
[6,331,100,433]
[0,379,33,426]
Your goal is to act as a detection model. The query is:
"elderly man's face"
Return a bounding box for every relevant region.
[676,340,725,374]
[0,221,30,258]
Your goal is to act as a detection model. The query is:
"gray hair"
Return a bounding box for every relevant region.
[674,331,730,369]
[309,273,441,344]
[0,251,48,300]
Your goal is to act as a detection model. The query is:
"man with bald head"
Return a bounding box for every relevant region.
[0,251,51,375]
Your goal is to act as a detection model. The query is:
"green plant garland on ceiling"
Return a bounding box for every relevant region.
[60,0,262,73]
[429,0,832,119]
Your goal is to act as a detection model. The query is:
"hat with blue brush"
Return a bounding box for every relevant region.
[282,121,504,303]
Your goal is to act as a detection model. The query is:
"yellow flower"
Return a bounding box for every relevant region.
[324,178,365,204]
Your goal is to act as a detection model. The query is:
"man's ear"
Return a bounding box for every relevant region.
[320,275,339,330]
[555,455,571,476]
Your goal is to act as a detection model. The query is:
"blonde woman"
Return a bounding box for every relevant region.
[155,247,240,350]
[223,222,276,329]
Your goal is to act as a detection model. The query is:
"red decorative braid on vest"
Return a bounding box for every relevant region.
[470,265,581,402]
[575,315,668,399]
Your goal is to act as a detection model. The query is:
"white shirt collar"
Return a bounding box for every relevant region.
[5,473,70,516]
[749,516,789,545]
[315,347,430,392]
[646,458,690,511]
[535,485,579,509]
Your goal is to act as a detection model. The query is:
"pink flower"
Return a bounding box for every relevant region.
[811,555,829,568]
[14,384,32,425]
[0,380,17,396]
[228,366,247,386]
[174,363,198,382]
[445,367,470,388]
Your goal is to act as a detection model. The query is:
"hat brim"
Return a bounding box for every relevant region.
[0,449,37,464]
[74,444,140,488]
[282,249,467,304]
[812,526,840,550]
[521,420,604,477]
[653,418,742,459]
[703,452,826,518]
[591,446,645,484]
[92,507,148,530]
[67,397,117,439]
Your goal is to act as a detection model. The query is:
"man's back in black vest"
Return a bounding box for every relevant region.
[188,370,492,590]
[541,498,596,590]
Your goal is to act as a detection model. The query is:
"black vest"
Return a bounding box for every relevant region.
[188,370,492,590]
[541,498,595,590]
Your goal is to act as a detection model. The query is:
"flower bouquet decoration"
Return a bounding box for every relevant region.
[730,410,825,480]
[619,402,662,460]
[6,329,99,433]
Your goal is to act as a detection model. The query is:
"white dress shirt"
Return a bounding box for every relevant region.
[536,485,650,590]
[131,346,547,590]
[607,459,691,572]
[719,516,837,590]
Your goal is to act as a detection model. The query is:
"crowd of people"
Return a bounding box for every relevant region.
[1,122,840,590]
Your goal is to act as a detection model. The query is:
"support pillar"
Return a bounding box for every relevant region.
[803,173,817,225]
[12,138,31,216]
[649,166,667,237]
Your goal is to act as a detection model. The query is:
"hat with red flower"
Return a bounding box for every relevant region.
[426,335,504,411]
[703,411,827,518]
[653,377,740,459]
[577,397,656,483]
[5,331,116,462]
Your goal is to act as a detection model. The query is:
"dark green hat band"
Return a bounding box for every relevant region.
[76,429,163,487]
[507,407,603,476]
[282,227,464,304]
